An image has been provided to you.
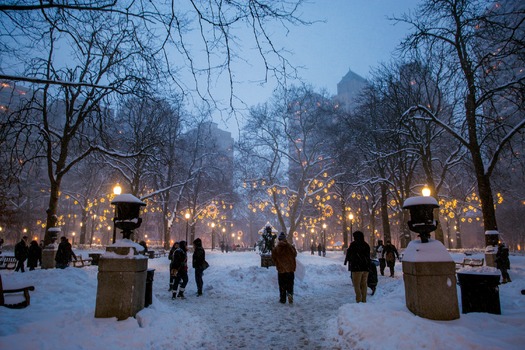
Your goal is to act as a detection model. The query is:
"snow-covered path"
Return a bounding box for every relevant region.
[154,251,372,349]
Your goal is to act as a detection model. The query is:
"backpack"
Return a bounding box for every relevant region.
[385,251,395,262]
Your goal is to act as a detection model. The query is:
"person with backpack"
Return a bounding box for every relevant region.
[171,240,189,299]
[382,240,400,277]
[272,232,297,304]
[344,231,371,303]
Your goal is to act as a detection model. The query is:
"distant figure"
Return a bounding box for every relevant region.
[139,240,148,255]
[382,240,400,277]
[171,240,189,299]
[272,232,297,304]
[220,242,225,253]
[322,244,326,257]
[0,237,4,254]
[317,243,322,256]
[375,240,386,276]
[310,244,315,255]
[344,231,371,303]
[27,240,42,271]
[496,243,512,284]
[168,241,179,291]
[55,236,77,269]
[14,236,29,272]
[193,238,206,296]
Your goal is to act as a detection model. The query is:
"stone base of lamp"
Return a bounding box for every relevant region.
[402,239,460,321]
[94,246,148,320]
[41,245,57,269]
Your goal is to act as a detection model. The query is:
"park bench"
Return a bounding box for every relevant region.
[456,257,484,269]
[0,275,35,309]
[72,254,93,268]
[0,255,17,270]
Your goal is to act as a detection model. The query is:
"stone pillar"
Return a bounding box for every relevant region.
[41,245,57,269]
[402,239,460,320]
[94,245,148,320]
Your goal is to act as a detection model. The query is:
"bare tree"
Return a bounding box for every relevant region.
[398,0,525,249]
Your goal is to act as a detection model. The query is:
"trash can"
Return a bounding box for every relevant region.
[145,268,155,307]
[89,253,102,266]
[457,272,501,314]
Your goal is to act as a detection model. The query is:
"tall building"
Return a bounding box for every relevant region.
[335,69,368,112]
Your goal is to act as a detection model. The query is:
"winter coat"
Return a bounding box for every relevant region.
[14,239,29,262]
[382,243,399,268]
[344,234,371,272]
[55,240,76,266]
[496,245,510,270]
[272,240,297,273]
[171,241,188,272]
[27,241,42,268]
[192,238,206,269]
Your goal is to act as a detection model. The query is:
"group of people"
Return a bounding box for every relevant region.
[344,233,400,303]
[13,235,78,271]
[169,237,208,299]
[310,243,326,257]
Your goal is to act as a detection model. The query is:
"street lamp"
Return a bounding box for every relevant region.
[211,222,216,250]
[72,232,75,247]
[111,184,122,244]
[349,213,354,241]
[322,223,327,256]
[185,212,190,243]
[422,185,431,197]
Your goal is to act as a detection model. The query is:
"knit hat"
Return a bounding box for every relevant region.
[278,232,286,241]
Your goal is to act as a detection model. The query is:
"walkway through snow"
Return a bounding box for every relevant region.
[153,251,398,349]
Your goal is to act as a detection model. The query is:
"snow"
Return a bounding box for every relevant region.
[1,248,524,349]
[111,193,146,205]
[403,239,453,262]
[402,196,439,208]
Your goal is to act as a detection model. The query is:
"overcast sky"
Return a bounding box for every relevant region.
[213,0,422,133]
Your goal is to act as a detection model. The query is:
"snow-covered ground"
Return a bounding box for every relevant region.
[1,247,524,350]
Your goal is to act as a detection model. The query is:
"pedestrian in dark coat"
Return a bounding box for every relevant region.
[344,231,371,303]
[14,236,29,272]
[55,236,77,269]
[27,240,42,271]
[168,241,179,291]
[272,232,297,304]
[382,240,399,277]
[171,240,189,299]
[496,243,512,283]
[193,238,206,296]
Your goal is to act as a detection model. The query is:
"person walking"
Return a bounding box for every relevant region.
[27,240,42,271]
[382,240,400,277]
[375,240,386,276]
[14,236,29,272]
[192,238,206,296]
[271,232,297,304]
[368,259,378,296]
[55,236,77,269]
[171,240,189,299]
[344,231,371,303]
[168,241,179,291]
[496,242,512,283]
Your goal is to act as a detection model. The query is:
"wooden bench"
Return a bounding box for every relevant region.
[0,256,17,270]
[456,258,484,269]
[0,275,35,309]
[72,254,92,268]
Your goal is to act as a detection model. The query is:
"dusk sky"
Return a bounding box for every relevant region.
[212,0,422,132]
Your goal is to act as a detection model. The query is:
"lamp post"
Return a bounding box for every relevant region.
[185,212,190,243]
[322,223,327,257]
[211,222,215,250]
[349,213,354,241]
[72,232,75,247]
[111,184,122,244]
